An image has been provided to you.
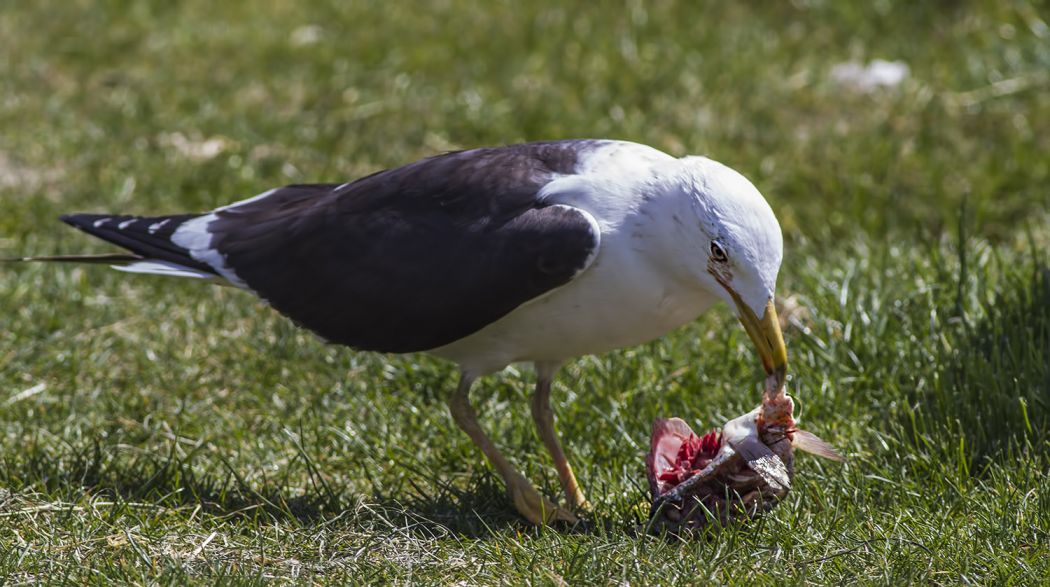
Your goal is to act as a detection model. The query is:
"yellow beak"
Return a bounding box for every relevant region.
[731,296,788,385]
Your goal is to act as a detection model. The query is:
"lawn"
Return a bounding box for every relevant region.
[1,0,1049,583]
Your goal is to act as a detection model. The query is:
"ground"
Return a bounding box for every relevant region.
[1,0,1048,584]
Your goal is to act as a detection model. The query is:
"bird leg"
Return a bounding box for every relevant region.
[448,373,577,525]
[530,364,590,512]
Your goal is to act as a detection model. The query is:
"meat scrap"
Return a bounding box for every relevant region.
[646,376,843,536]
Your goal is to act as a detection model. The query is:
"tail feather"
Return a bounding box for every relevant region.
[59,213,216,275]
[7,213,224,285]
[4,253,142,264]
[5,253,221,282]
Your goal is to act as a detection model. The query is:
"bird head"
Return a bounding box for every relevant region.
[670,156,787,385]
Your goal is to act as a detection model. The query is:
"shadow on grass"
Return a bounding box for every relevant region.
[0,436,588,538]
[905,262,1050,468]
[366,473,539,537]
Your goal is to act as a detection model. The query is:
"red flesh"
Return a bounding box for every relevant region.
[656,429,721,488]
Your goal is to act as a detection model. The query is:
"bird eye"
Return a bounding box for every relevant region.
[710,241,728,263]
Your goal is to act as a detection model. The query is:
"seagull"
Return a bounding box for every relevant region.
[17,139,787,524]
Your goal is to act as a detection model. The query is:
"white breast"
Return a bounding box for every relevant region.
[430,237,718,375]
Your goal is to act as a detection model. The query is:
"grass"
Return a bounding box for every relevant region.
[1,0,1049,583]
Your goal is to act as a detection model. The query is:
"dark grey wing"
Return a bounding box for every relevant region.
[208,140,603,352]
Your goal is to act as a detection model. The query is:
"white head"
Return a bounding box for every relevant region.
[676,157,783,312]
[655,156,788,379]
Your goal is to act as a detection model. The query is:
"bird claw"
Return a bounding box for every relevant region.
[573,498,593,514]
[506,475,579,525]
[562,483,592,514]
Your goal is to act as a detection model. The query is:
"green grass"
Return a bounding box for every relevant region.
[2,0,1049,583]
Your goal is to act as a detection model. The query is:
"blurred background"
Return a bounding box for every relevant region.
[3,1,1046,240]
[1,1,1048,582]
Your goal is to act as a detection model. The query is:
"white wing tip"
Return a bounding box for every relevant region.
[112,260,217,280]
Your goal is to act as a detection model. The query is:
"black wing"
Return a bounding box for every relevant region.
[59,212,212,273]
[206,140,602,352]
